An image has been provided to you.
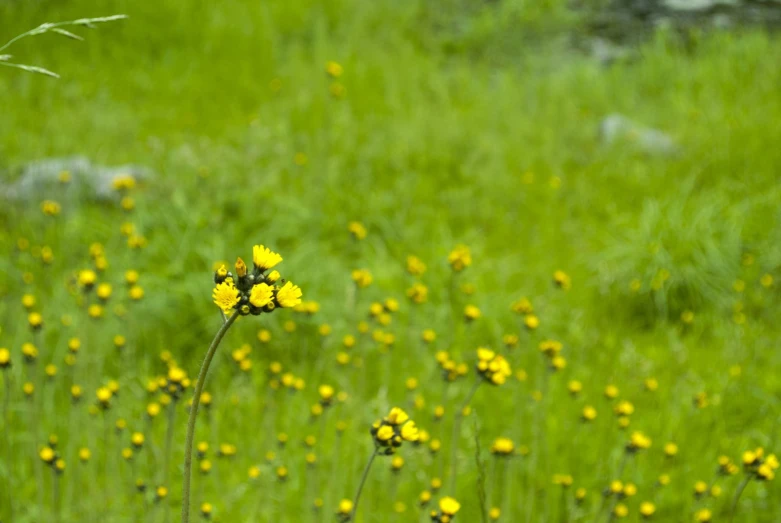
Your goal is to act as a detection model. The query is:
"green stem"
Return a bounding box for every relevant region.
[351,449,378,521]
[180,311,239,523]
[164,401,178,523]
[729,475,752,523]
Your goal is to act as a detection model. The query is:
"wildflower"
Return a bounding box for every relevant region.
[41,200,61,216]
[760,273,774,288]
[420,490,432,506]
[491,437,515,456]
[524,314,540,330]
[407,255,426,276]
[489,507,500,520]
[448,245,472,272]
[201,502,213,519]
[568,380,582,396]
[430,496,461,522]
[695,509,712,522]
[552,270,571,290]
[40,446,56,464]
[347,221,366,240]
[96,387,112,409]
[407,282,428,304]
[155,486,168,501]
[370,407,418,454]
[78,269,97,289]
[276,466,288,481]
[0,348,10,369]
[464,305,481,321]
[664,442,678,458]
[131,432,145,449]
[336,498,354,521]
[28,312,43,330]
[351,269,373,288]
[326,60,344,78]
[605,385,619,399]
[213,281,240,314]
[581,405,597,422]
[476,349,512,386]
[511,297,533,314]
[627,431,651,452]
[553,474,573,487]
[252,245,283,271]
[613,503,628,518]
[79,448,91,462]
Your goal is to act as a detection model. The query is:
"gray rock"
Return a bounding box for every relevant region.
[1,156,151,201]
[600,114,678,155]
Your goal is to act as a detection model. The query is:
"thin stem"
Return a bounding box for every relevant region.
[449,379,482,490]
[352,449,378,520]
[181,311,239,523]
[729,475,752,523]
[163,401,178,523]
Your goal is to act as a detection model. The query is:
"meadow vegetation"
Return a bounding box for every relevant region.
[1,0,781,521]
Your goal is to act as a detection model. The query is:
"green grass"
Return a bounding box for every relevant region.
[1,0,781,521]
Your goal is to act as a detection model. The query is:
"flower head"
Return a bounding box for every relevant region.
[276,281,303,308]
[213,281,240,315]
[431,496,461,522]
[252,245,282,271]
[448,245,472,272]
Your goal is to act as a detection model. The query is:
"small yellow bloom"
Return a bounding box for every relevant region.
[252,245,283,271]
[276,281,303,308]
[249,283,273,308]
[213,281,240,315]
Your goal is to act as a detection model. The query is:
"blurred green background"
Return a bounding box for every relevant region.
[2,0,781,521]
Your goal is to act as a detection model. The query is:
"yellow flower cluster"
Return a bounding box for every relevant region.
[212,245,302,316]
[448,245,472,272]
[476,348,512,386]
[743,448,779,481]
[538,339,566,371]
[370,407,419,455]
[436,351,468,382]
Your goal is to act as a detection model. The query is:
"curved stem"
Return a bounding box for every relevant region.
[181,311,239,523]
[352,449,378,520]
[729,475,752,523]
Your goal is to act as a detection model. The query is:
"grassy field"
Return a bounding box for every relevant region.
[2,0,781,521]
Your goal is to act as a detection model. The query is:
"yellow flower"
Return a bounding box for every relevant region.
[386,407,409,425]
[40,447,55,463]
[276,281,303,308]
[439,497,461,516]
[406,255,426,276]
[464,305,481,321]
[401,421,419,442]
[376,425,394,442]
[249,283,273,308]
[252,245,283,271]
[213,281,240,315]
[337,498,353,516]
[448,245,472,272]
[347,221,367,240]
[491,437,514,456]
[326,61,344,78]
[553,270,571,290]
[351,269,373,288]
